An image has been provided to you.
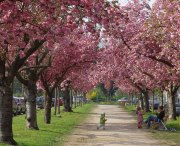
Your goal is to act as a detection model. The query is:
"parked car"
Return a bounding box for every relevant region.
[36,96,44,109]
[117,97,128,102]
[149,99,160,110]
[153,103,160,110]
[13,97,22,115]
[13,97,19,115]
[176,103,180,116]
[52,97,64,107]
[13,97,26,114]
[131,98,138,104]
[18,97,26,114]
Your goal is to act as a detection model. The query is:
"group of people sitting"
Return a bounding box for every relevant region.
[136,105,165,129]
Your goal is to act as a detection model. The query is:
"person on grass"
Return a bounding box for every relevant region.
[145,105,165,129]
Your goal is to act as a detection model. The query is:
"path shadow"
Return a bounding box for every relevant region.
[73,111,99,115]
[106,115,135,120]
[70,133,160,146]
[74,122,139,132]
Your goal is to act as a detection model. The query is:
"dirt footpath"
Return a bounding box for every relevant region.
[62,105,169,146]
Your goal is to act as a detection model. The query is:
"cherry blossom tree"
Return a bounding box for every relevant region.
[0,0,179,144]
[0,1,54,143]
[40,29,98,123]
[0,0,112,144]
[68,62,97,94]
[16,48,50,130]
[97,0,179,117]
[140,0,180,119]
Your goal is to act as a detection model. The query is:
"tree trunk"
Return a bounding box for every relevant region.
[57,89,60,115]
[140,94,144,110]
[54,88,57,115]
[44,92,52,124]
[0,85,17,145]
[168,85,179,120]
[63,85,72,112]
[80,97,82,107]
[70,89,73,108]
[161,90,164,106]
[168,91,176,120]
[152,90,155,112]
[24,83,39,130]
[0,40,44,145]
[74,93,77,108]
[168,95,176,119]
[78,96,80,107]
[83,92,86,103]
[57,97,60,115]
[143,90,150,112]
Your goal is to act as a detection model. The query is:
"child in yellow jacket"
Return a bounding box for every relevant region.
[97,112,107,130]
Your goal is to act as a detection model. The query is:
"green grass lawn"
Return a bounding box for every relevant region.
[0,103,94,146]
[124,105,180,146]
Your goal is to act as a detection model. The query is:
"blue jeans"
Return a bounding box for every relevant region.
[145,115,159,128]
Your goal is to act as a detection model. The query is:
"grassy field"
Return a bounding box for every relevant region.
[124,105,180,146]
[0,103,94,146]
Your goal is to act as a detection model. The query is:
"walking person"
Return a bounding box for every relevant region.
[97,112,107,130]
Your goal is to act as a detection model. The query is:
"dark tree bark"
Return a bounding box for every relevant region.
[57,97,61,115]
[152,90,155,112]
[57,88,61,115]
[44,92,52,124]
[142,90,150,112]
[40,75,54,124]
[161,90,164,106]
[139,94,144,110]
[134,82,149,112]
[74,91,77,108]
[16,49,49,128]
[41,63,77,123]
[0,85,17,145]
[108,80,115,101]
[63,84,72,112]
[70,89,73,109]
[0,40,44,144]
[0,60,17,145]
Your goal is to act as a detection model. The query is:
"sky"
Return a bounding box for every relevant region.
[117,0,156,6]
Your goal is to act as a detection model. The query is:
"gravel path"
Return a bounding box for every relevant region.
[62,105,169,146]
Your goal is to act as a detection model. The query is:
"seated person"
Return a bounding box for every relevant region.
[145,105,165,129]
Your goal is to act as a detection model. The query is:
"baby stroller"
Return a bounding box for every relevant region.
[152,119,176,132]
[157,120,168,131]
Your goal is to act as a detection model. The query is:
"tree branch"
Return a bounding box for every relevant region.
[16,72,28,86]
[37,49,49,65]
[37,56,51,77]
[19,65,49,72]
[119,33,174,68]
[10,40,45,77]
